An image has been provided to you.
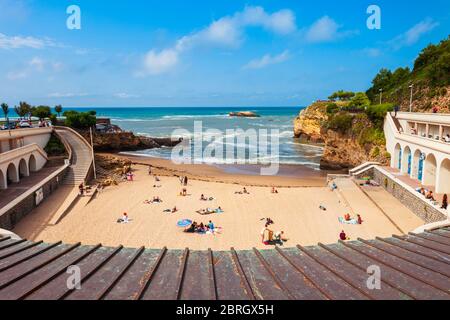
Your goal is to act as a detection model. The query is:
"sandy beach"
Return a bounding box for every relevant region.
[14,158,425,250]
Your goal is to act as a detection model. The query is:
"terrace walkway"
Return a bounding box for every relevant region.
[0,227,449,300]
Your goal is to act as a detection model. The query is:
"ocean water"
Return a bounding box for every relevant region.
[67,107,324,169]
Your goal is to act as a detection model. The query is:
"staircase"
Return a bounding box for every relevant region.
[55,128,93,185]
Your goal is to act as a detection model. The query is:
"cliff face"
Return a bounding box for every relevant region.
[293,102,328,143]
[294,104,390,170]
[396,85,450,113]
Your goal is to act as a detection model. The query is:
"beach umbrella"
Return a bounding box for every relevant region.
[177,219,192,227]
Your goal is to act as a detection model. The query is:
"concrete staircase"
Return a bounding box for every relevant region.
[56,129,93,186]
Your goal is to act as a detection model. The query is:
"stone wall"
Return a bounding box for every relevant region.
[0,167,68,230]
[356,168,447,223]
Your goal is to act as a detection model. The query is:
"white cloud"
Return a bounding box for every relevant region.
[390,19,439,49]
[7,70,28,80]
[142,49,179,75]
[305,16,355,43]
[140,6,296,76]
[244,50,290,69]
[48,93,89,98]
[0,33,55,49]
[114,93,140,99]
[29,57,45,71]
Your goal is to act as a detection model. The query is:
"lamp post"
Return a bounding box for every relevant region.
[409,84,414,112]
[379,88,383,105]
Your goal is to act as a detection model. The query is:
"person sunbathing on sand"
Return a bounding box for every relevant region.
[172,206,178,213]
[197,208,215,215]
[117,212,129,224]
[271,187,279,194]
[274,231,288,245]
[215,207,224,213]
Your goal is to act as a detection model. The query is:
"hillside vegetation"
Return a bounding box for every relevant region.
[366,36,450,112]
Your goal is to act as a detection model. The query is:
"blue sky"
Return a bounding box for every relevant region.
[0,0,449,107]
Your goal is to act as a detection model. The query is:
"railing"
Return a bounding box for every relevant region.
[386,113,450,155]
[0,143,48,165]
[0,127,53,141]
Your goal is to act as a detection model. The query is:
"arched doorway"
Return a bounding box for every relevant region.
[0,170,6,189]
[7,163,19,184]
[29,154,37,172]
[438,159,450,194]
[401,146,412,175]
[19,158,29,178]
[423,153,437,186]
[393,143,402,170]
[412,149,425,181]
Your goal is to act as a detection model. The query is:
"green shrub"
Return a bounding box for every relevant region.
[365,103,394,129]
[64,111,96,129]
[327,113,354,133]
[358,128,386,146]
[326,103,340,114]
[44,134,66,156]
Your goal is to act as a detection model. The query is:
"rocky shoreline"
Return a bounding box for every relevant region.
[79,129,182,152]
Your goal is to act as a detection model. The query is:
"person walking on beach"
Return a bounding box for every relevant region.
[184,176,188,186]
[442,194,448,210]
[79,183,84,196]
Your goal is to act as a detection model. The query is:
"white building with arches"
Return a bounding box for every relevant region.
[385,112,450,194]
[0,128,52,190]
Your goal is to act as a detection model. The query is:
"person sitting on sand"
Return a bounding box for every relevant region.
[197,223,206,233]
[418,187,426,196]
[200,194,207,201]
[344,213,351,221]
[243,187,250,194]
[262,225,274,245]
[319,205,327,211]
[154,176,161,182]
[271,187,278,194]
[339,230,349,241]
[153,196,162,203]
[182,188,187,196]
[184,222,197,233]
[172,206,178,213]
[148,166,152,175]
[357,214,363,225]
[274,231,288,245]
[426,191,435,201]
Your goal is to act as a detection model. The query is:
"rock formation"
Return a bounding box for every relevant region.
[229,111,260,118]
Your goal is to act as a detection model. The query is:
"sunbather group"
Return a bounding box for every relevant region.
[184,220,217,234]
[260,222,287,246]
[340,213,363,225]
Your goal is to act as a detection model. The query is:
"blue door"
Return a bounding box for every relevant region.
[408,154,412,175]
[418,153,425,181]
[398,150,402,170]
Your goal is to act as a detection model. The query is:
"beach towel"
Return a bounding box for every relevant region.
[338,217,359,225]
[177,219,192,227]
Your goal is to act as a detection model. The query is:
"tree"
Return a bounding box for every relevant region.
[1,103,8,121]
[31,106,52,120]
[328,90,355,101]
[55,105,63,117]
[14,102,32,118]
[349,92,371,109]
[64,111,96,129]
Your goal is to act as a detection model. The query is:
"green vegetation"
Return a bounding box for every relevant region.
[1,103,8,121]
[365,103,394,129]
[55,105,63,117]
[14,101,32,118]
[44,134,67,156]
[31,106,52,119]
[63,110,96,129]
[326,112,353,133]
[366,36,450,104]
[328,90,355,101]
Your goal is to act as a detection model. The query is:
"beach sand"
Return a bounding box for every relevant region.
[14,161,425,250]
